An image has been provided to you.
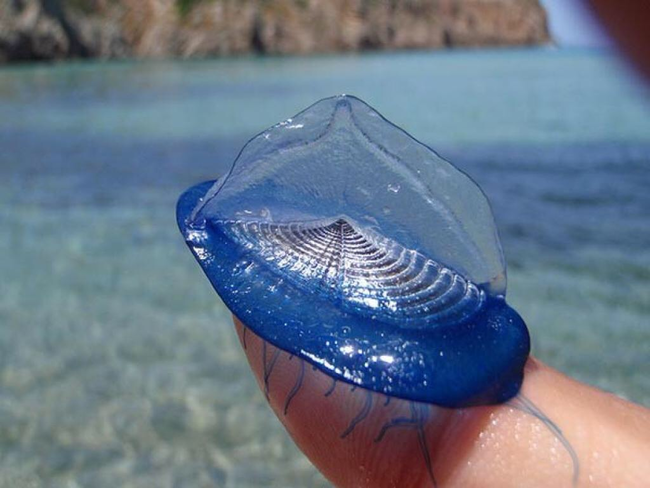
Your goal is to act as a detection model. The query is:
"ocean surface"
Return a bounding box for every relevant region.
[0,49,649,487]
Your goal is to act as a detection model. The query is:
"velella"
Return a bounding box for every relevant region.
[176,94,530,408]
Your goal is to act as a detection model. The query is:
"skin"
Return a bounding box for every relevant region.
[233,317,650,488]
[585,0,650,80]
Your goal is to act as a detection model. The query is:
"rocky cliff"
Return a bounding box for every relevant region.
[0,0,550,62]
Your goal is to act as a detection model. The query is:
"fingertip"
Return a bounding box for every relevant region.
[233,317,460,488]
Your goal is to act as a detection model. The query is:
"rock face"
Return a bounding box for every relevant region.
[0,0,550,62]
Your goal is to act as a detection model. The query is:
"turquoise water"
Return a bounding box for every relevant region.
[1,49,649,487]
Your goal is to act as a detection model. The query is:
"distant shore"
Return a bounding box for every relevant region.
[0,0,550,63]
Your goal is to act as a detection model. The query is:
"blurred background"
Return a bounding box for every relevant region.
[1,1,649,487]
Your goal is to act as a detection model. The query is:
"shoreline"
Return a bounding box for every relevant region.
[0,45,621,73]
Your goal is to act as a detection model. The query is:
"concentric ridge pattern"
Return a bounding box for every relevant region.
[215,218,485,328]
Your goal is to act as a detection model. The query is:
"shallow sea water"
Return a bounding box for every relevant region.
[0,49,649,487]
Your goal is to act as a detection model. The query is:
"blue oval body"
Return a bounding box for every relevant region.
[177,95,530,408]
